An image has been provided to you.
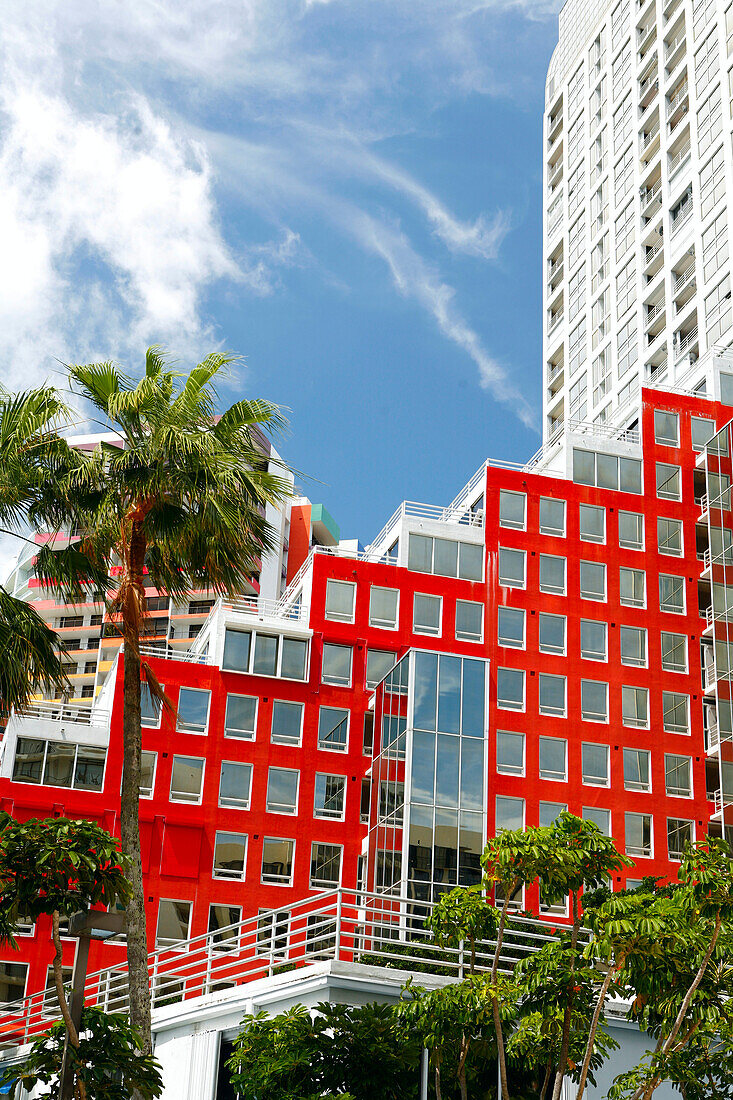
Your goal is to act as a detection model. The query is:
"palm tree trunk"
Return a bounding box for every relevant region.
[52,911,87,1100]
[119,524,152,1055]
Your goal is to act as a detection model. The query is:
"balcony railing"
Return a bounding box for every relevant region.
[640,121,660,150]
[13,702,108,725]
[645,299,666,326]
[666,81,688,118]
[671,197,693,233]
[668,142,691,175]
[673,263,695,294]
[675,326,698,359]
[0,887,587,1052]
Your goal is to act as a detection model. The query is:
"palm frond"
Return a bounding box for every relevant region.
[0,587,69,717]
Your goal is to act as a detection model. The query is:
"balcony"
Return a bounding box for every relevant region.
[639,59,659,105]
[645,357,668,386]
[667,79,688,131]
[548,112,563,146]
[637,20,656,61]
[547,309,564,336]
[644,238,665,279]
[673,261,696,308]
[668,137,690,180]
[674,325,698,362]
[548,159,563,191]
[670,192,693,234]
[663,0,681,20]
[664,29,686,74]
[640,177,663,220]
[639,117,660,163]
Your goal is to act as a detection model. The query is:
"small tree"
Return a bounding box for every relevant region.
[0,814,133,1100]
[0,1008,163,1099]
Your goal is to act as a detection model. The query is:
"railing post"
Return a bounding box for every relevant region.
[334,889,343,961]
[458,937,465,980]
[269,913,276,977]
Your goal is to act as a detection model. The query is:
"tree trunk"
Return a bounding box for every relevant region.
[119,525,152,1056]
[540,1061,553,1100]
[552,891,581,1100]
[435,1055,442,1100]
[52,912,87,1100]
[575,956,622,1100]
[490,884,516,1100]
[458,1033,470,1100]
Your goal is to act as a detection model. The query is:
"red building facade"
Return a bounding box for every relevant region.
[0,385,730,1004]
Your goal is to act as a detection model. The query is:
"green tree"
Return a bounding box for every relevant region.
[0,814,133,1100]
[26,349,291,1050]
[228,1001,420,1100]
[0,1008,163,1100]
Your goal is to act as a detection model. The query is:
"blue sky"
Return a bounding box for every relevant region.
[0,0,561,548]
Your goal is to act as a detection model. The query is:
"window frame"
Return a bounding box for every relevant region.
[261,837,296,887]
[222,627,310,682]
[266,766,300,815]
[369,586,400,630]
[412,593,443,637]
[498,546,527,589]
[309,842,344,889]
[223,693,258,740]
[212,831,248,881]
[499,489,527,531]
[218,760,253,810]
[539,553,567,595]
[321,643,354,687]
[538,736,568,781]
[497,667,526,712]
[270,700,305,746]
[455,600,484,643]
[580,679,609,723]
[497,606,526,649]
[324,579,357,624]
[539,497,566,537]
[538,673,567,718]
[313,773,347,821]
[579,503,606,544]
[582,742,610,787]
[169,755,205,804]
[538,612,566,655]
[496,730,525,776]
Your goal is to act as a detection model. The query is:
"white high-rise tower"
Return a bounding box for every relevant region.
[543,0,733,445]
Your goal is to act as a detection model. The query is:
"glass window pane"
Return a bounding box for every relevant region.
[0,963,27,1004]
[325,580,356,622]
[665,754,692,797]
[141,683,163,727]
[581,679,608,722]
[213,832,247,880]
[456,600,483,641]
[658,518,683,556]
[44,742,75,788]
[224,694,257,739]
[580,561,606,600]
[622,686,648,728]
[583,807,610,835]
[156,900,192,947]
[281,637,308,680]
[663,691,689,733]
[13,738,44,784]
[314,774,346,819]
[618,510,643,550]
[322,643,353,686]
[539,554,566,594]
[539,613,565,654]
[619,458,642,494]
[661,632,687,672]
[266,767,299,813]
[411,730,436,803]
[499,490,526,529]
[539,496,565,536]
[625,812,652,857]
[579,504,605,543]
[623,748,650,791]
[459,543,483,581]
[660,574,685,613]
[498,547,525,588]
[366,649,396,688]
[209,905,242,951]
[620,567,645,607]
[261,838,295,884]
[219,762,252,809]
[252,635,278,677]
[497,606,525,648]
[73,746,106,791]
[438,655,461,734]
[310,843,342,888]
[414,650,438,731]
[497,667,525,710]
[408,534,433,573]
[582,743,608,785]
[580,619,607,660]
[413,594,442,635]
[596,453,618,490]
[177,688,210,734]
[691,416,715,451]
[539,801,566,827]
[170,756,204,802]
[539,736,567,780]
[496,795,524,831]
[433,538,458,578]
[573,449,595,485]
[656,462,681,500]
[318,706,349,751]
[370,586,399,629]
[436,734,460,806]
[497,731,524,775]
[539,674,566,716]
[140,751,156,798]
[223,629,251,672]
[461,659,485,737]
[667,819,692,859]
[654,409,679,447]
[620,626,646,666]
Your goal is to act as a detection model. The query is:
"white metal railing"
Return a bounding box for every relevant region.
[666,82,688,117]
[219,594,309,623]
[566,417,641,445]
[663,0,681,18]
[138,643,211,664]
[548,161,563,188]
[645,239,664,265]
[664,32,685,60]
[712,789,733,816]
[703,662,717,690]
[673,263,695,293]
[697,492,709,515]
[645,299,666,326]
[639,67,658,97]
[641,121,660,149]
[675,326,698,359]
[13,703,107,726]
[0,887,589,1051]
[548,310,564,334]
[547,361,564,384]
[591,265,608,293]
[703,547,712,571]
[671,197,693,233]
[641,178,662,209]
[668,143,691,174]
[645,359,668,384]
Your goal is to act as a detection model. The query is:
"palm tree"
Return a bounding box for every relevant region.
[0,388,71,717]
[33,348,291,1052]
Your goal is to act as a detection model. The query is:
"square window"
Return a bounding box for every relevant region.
[318,706,349,751]
[261,837,295,885]
[622,685,649,728]
[369,586,399,630]
[573,449,595,486]
[620,626,646,666]
[208,905,242,952]
[539,736,567,781]
[140,751,156,798]
[661,632,687,673]
[623,748,651,791]
[266,767,299,814]
[539,801,567,827]
[659,574,685,614]
[582,742,609,786]
[618,510,644,550]
[539,497,566,537]
[691,416,715,452]
[408,534,433,573]
[498,547,526,588]
[177,688,211,734]
[580,619,607,661]
[665,754,692,797]
[581,679,608,722]
[456,600,483,642]
[582,806,611,835]
[497,668,525,711]
[213,831,247,880]
[539,554,566,595]
[539,674,566,717]
[496,795,524,831]
[366,649,396,688]
[663,691,689,733]
[579,504,605,543]
[667,818,693,860]
[498,606,525,648]
[625,812,652,858]
[156,899,192,948]
[658,518,683,556]
[433,537,458,577]
[496,730,524,775]
[620,567,645,608]
[413,594,442,636]
[656,462,682,501]
[325,580,356,623]
[322,643,353,687]
[252,634,278,677]
[280,637,308,680]
[0,962,27,1005]
[222,629,251,672]
[499,490,526,530]
[219,761,252,810]
[170,756,204,803]
[654,410,679,447]
[224,694,257,739]
[141,683,163,728]
[459,543,484,582]
[314,774,346,819]
[271,700,304,745]
[580,561,606,601]
[310,842,343,889]
[539,613,566,655]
